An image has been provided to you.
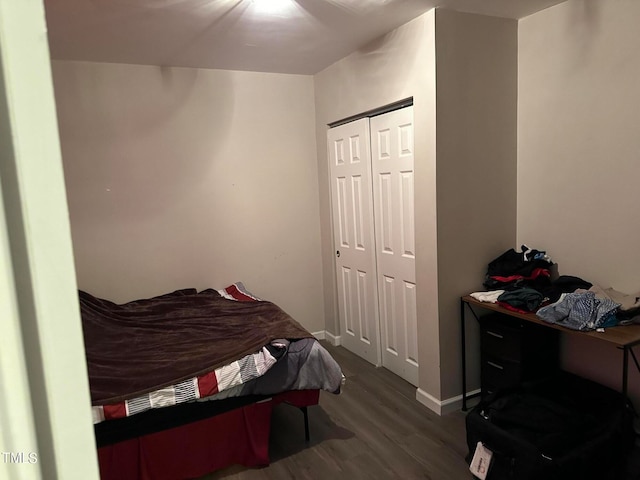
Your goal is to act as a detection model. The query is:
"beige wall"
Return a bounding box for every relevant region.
[314,12,442,397]
[435,9,518,401]
[52,61,325,333]
[314,10,518,409]
[519,0,640,406]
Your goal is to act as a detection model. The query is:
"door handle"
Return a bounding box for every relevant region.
[336,250,341,258]
[487,361,504,370]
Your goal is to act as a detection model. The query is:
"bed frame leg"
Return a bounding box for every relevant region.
[301,406,310,443]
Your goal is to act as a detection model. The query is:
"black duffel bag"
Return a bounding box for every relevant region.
[465,371,636,480]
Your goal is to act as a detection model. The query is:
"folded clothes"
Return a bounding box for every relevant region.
[589,285,640,311]
[497,288,544,312]
[588,285,640,325]
[470,290,505,303]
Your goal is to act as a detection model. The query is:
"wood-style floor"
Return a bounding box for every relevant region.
[203,342,473,480]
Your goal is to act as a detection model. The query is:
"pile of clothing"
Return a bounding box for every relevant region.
[471,245,640,331]
[537,286,640,331]
[483,245,554,293]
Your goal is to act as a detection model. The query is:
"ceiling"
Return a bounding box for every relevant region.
[44,0,566,75]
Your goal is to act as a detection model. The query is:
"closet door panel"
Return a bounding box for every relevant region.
[371,106,418,386]
[328,119,381,366]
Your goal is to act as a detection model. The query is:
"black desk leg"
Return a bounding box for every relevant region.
[623,347,629,397]
[461,299,467,411]
[301,406,310,443]
[631,348,640,374]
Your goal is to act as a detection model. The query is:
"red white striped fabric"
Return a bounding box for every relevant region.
[92,283,274,424]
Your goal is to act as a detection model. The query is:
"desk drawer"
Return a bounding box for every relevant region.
[480,322,523,361]
[482,382,502,399]
[481,355,522,390]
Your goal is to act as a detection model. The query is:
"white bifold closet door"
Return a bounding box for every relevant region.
[328,106,417,386]
[328,118,381,367]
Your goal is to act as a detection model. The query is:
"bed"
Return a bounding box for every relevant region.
[81,283,343,480]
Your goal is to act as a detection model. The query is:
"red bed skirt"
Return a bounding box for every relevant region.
[97,390,320,480]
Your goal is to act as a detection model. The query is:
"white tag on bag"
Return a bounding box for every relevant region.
[469,441,493,479]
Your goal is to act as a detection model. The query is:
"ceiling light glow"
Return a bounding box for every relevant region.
[250,0,297,16]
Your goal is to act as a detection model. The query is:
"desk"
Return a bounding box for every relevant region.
[460,295,640,411]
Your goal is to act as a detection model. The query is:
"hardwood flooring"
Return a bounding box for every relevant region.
[202,342,472,480]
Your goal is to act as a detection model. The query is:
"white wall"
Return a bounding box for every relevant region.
[519,0,640,406]
[314,12,441,397]
[52,62,325,333]
[435,9,518,402]
[314,10,518,412]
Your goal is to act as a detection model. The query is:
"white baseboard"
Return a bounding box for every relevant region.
[312,330,325,340]
[416,387,481,416]
[313,330,341,345]
[316,330,341,346]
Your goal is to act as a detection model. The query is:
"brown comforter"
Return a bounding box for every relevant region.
[80,288,312,405]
